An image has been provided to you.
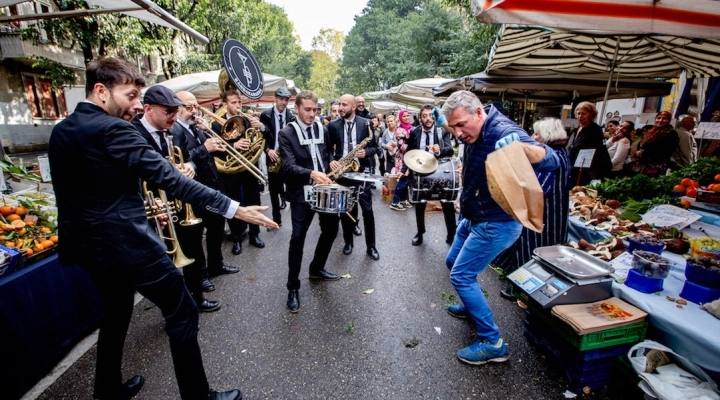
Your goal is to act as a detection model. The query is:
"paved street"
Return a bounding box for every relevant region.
[38,192,632,399]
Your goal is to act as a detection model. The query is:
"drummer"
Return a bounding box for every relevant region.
[278,90,342,313]
[406,104,457,246]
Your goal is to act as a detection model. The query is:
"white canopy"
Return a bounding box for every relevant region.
[367,101,420,115]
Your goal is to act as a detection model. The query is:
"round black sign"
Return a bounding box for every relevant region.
[222,39,264,100]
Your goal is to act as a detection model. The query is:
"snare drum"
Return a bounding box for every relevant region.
[409,158,460,203]
[307,184,357,213]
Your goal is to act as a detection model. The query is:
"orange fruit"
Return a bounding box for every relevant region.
[680,199,691,208]
[709,184,717,191]
[40,227,52,234]
[715,174,720,182]
[49,235,58,244]
[16,228,25,236]
[1,223,13,231]
[14,206,27,216]
[24,220,35,226]
[672,184,686,193]
[0,205,15,216]
[6,214,21,222]
[41,239,54,248]
[714,185,720,193]
[11,219,25,229]
[4,241,15,248]
[32,243,43,253]
[25,248,33,257]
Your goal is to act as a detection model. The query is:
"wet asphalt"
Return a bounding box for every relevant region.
[36,190,636,400]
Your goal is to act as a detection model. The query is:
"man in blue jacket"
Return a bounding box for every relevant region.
[441,91,559,366]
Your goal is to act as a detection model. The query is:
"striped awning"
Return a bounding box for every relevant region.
[487,25,720,78]
[472,0,720,39]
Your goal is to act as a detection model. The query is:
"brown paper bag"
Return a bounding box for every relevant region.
[486,141,544,232]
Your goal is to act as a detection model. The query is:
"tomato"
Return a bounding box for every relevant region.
[673,184,686,193]
[714,185,720,193]
[681,199,691,208]
[686,187,698,198]
[715,174,720,182]
[681,178,693,187]
[709,184,717,191]
[692,181,700,188]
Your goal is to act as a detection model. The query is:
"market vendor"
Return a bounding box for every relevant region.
[568,101,612,186]
[627,111,679,177]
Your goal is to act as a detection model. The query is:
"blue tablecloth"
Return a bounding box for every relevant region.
[568,216,720,378]
[0,254,102,399]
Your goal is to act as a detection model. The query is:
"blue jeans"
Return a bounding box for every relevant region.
[445,218,522,343]
[392,176,409,204]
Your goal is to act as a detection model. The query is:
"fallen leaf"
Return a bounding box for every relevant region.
[434,327,442,335]
[562,390,576,398]
[364,288,375,294]
[341,273,352,279]
[241,349,247,353]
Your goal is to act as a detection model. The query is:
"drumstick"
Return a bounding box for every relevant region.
[345,212,356,223]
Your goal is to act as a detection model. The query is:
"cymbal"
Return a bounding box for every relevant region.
[404,150,438,174]
[343,172,388,182]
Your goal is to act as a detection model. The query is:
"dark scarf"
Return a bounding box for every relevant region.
[547,138,567,150]
[639,124,673,148]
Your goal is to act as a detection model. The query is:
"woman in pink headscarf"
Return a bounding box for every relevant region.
[627,111,679,177]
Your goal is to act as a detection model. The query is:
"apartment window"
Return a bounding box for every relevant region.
[23,74,67,119]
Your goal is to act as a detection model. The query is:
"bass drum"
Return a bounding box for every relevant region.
[409,158,460,203]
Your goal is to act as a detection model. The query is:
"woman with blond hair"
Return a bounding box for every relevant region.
[567,101,612,186]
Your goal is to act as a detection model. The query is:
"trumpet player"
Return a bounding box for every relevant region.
[260,87,293,228]
[329,94,380,261]
[278,90,342,313]
[49,58,277,400]
[212,89,267,255]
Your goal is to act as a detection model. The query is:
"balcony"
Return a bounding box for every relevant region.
[0,32,84,69]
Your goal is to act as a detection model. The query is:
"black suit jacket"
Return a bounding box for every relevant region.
[260,106,294,158]
[49,102,231,268]
[130,115,191,162]
[174,122,223,191]
[278,122,332,203]
[327,116,379,171]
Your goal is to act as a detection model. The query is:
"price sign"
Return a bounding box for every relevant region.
[695,122,720,140]
[37,156,51,182]
[574,149,595,168]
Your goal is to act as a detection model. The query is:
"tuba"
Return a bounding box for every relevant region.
[143,182,194,268]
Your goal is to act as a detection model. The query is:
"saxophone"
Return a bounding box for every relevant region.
[327,131,373,180]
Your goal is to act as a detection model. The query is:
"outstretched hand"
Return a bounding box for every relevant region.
[494,133,519,150]
[234,205,278,230]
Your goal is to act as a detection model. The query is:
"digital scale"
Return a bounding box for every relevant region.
[508,246,615,309]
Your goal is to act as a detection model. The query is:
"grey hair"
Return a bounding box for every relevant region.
[441,90,483,119]
[532,118,567,143]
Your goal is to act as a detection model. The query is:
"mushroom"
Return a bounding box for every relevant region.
[584,218,598,226]
[588,248,612,260]
[568,241,580,249]
[578,239,596,250]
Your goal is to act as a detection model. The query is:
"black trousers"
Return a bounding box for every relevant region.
[267,170,285,224]
[84,254,208,400]
[415,201,457,240]
[339,180,375,248]
[287,201,339,290]
[176,207,226,296]
[223,170,261,240]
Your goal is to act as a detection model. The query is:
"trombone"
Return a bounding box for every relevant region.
[198,106,268,185]
[170,145,203,226]
[143,182,195,268]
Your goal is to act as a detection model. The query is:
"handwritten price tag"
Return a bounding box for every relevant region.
[695,122,720,140]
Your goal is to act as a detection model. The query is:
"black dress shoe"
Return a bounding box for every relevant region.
[197,298,221,313]
[279,200,287,210]
[94,375,144,400]
[208,389,242,400]
[287,289,299,313]
[208,264,240,277]
[500,288,516,301]
[231,242,242,255]
[367,246,380,260]
[249,236,265,248]
[309,269,340,281]
[343,243,353,255]
[201,278,215,293]
[412,234,423,246]
[353,226,362,236]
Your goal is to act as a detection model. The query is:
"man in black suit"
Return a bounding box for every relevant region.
[131,86,228,313]
[407,104,457,246]
[212,89,267,255]
[259,87,293,227]
[49,58,277,400]
[279,90,342,313]
[329,94,380,260]
[355,95,371,119]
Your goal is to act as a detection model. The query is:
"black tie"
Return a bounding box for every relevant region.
[279,114,284,130]
[346,121,353,154]
[424,131,430,148]
[159,130,169,158]
[306,126,312,140]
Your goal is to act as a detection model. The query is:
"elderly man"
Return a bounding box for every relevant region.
[672,116,697,167]
[442,90,559,366]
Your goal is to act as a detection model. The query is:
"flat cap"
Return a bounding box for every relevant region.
[274,87,292,98]
[144,85,185,107]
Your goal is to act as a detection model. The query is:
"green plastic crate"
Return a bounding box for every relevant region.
[526,309,647,351]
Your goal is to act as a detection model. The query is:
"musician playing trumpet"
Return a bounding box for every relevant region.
[278,90,342,313]
[211,89,267,255]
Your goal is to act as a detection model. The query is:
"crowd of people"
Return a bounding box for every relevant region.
[48,56,714,399]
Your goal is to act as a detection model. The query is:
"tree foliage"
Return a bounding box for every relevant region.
[338,0,498,94]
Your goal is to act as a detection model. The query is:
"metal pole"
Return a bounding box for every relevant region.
[521,95,528,129]
[599,40,621,125]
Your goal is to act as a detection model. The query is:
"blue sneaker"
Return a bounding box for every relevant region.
[457,339,509,365]
[447,303,468,319]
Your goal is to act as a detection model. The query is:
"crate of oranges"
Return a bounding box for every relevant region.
[0,194,58,263]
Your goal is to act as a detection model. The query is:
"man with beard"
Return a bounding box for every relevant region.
[355,95,371,119]
[279,90,342,313]
[260,88,293,227]
[407,104,457,246]
[329,94,380,261]
[212,89,267,256]
[49,57,277,399]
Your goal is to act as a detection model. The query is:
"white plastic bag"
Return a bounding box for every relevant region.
[628,340,720,400]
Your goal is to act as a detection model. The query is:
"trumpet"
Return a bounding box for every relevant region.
[143,182,195,268]
[169,145,202,226]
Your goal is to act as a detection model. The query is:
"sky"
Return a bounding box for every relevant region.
[265,0,368,50]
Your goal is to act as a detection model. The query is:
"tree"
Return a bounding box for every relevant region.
[307,50,339,101]
[311,28,345,62]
